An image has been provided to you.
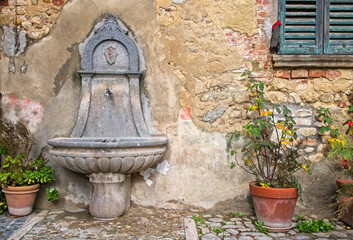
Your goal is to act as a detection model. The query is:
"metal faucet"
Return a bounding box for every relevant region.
[105,87,112,99]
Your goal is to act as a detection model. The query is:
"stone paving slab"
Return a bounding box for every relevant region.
[0,205,189,239]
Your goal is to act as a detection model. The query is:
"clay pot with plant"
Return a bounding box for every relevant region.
[226,70,312,232]
[0,119,58,216]
[318,91,353,227]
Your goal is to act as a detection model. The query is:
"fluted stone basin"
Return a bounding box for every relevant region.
[48,137,168,174]
[48,137,167,219]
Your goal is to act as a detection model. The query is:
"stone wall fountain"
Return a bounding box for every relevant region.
[48,15,168,220]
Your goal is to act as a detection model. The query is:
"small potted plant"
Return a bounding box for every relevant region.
[0,119,58,216]
[227,71,311,232]
[317,92,353,227]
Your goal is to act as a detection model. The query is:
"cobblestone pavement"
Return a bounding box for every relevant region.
[0,205,188,240]
[193,213,353,240]
[0,205,352,239]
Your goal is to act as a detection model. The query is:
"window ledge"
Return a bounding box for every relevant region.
[272,55,353,68]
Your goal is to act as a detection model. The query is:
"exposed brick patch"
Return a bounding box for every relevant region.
[292,79,308,84]
[274,70,290,79]
[52,0,65,6]
[303,138,317,147]
[2,95,43,132]
[291,70,308,79]
[309,70,326,78]
[326,70,341,79]
[253,71,273,78]
[225,31,268,61]
[264,62,269,69]
[180,107,192,120]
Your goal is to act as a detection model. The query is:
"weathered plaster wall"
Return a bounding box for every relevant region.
[0,0,350,213]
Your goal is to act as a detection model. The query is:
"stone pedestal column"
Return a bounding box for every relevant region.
[89,173,130,220]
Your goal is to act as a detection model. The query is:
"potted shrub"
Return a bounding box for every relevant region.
[317,94,353,227]
[227,71,311,232]
[0,119,58,216]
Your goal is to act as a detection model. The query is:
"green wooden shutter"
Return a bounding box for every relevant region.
[324,0,353,54]
[278,0,323,55]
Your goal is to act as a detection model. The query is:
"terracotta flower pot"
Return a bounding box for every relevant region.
[249,181,298,232]
[2,184,40,216]
[336,179,353,189]
[336,179,353,227]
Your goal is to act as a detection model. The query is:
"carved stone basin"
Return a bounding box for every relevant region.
[48,137,168,175]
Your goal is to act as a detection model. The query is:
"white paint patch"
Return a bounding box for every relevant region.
[139,160,169,186]
[157,160,169,175]
[264,18,273,41]
[140,168,155,187]
[146,179,153,187]
[65,182,91,205]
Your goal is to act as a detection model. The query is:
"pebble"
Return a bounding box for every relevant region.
[210,222,222,228]
[210,218,224,223]
[331,231,348,238]
[202,233,221,240]
[224,237,237,240]
[222,225,240,229]
[226,229,239,235]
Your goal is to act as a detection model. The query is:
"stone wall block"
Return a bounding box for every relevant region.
[295,118,312,126]
[300,128,317,137]
[202,106,226,123]
[296,109,312,118]
[333,80,350,92]
[233,91,249,104]
[0,14,11,25]
[229,110,241,119]
[319,93,334,103]
[303,138,317,147]
[313,79,333,93]
[17,0,28,6]
[291,69,308,79]
[308,153,324,163]
[304,147,315,153]
[288,93,301,104]
[264,91,287,104]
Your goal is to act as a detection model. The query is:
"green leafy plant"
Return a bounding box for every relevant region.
[296,219,336,233]
[227,71,311,189]
[254,220,270,236]
[212,227,224,234]
[317,96,353,219]
[332,183,353,219]
[0,192,7,214]
[0,119,58,202]
[192,216,205,224]
[230,211,244,217]
[295,214,307,221]
[46,187,59,202]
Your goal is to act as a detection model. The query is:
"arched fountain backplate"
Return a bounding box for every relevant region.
[48,15,168,220]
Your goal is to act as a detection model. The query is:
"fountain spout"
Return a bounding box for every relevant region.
[105,87,112,99]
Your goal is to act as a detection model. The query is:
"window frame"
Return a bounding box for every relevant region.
[278,0,353,55]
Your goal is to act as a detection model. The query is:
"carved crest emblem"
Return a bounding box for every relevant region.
[105,46,118,65]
